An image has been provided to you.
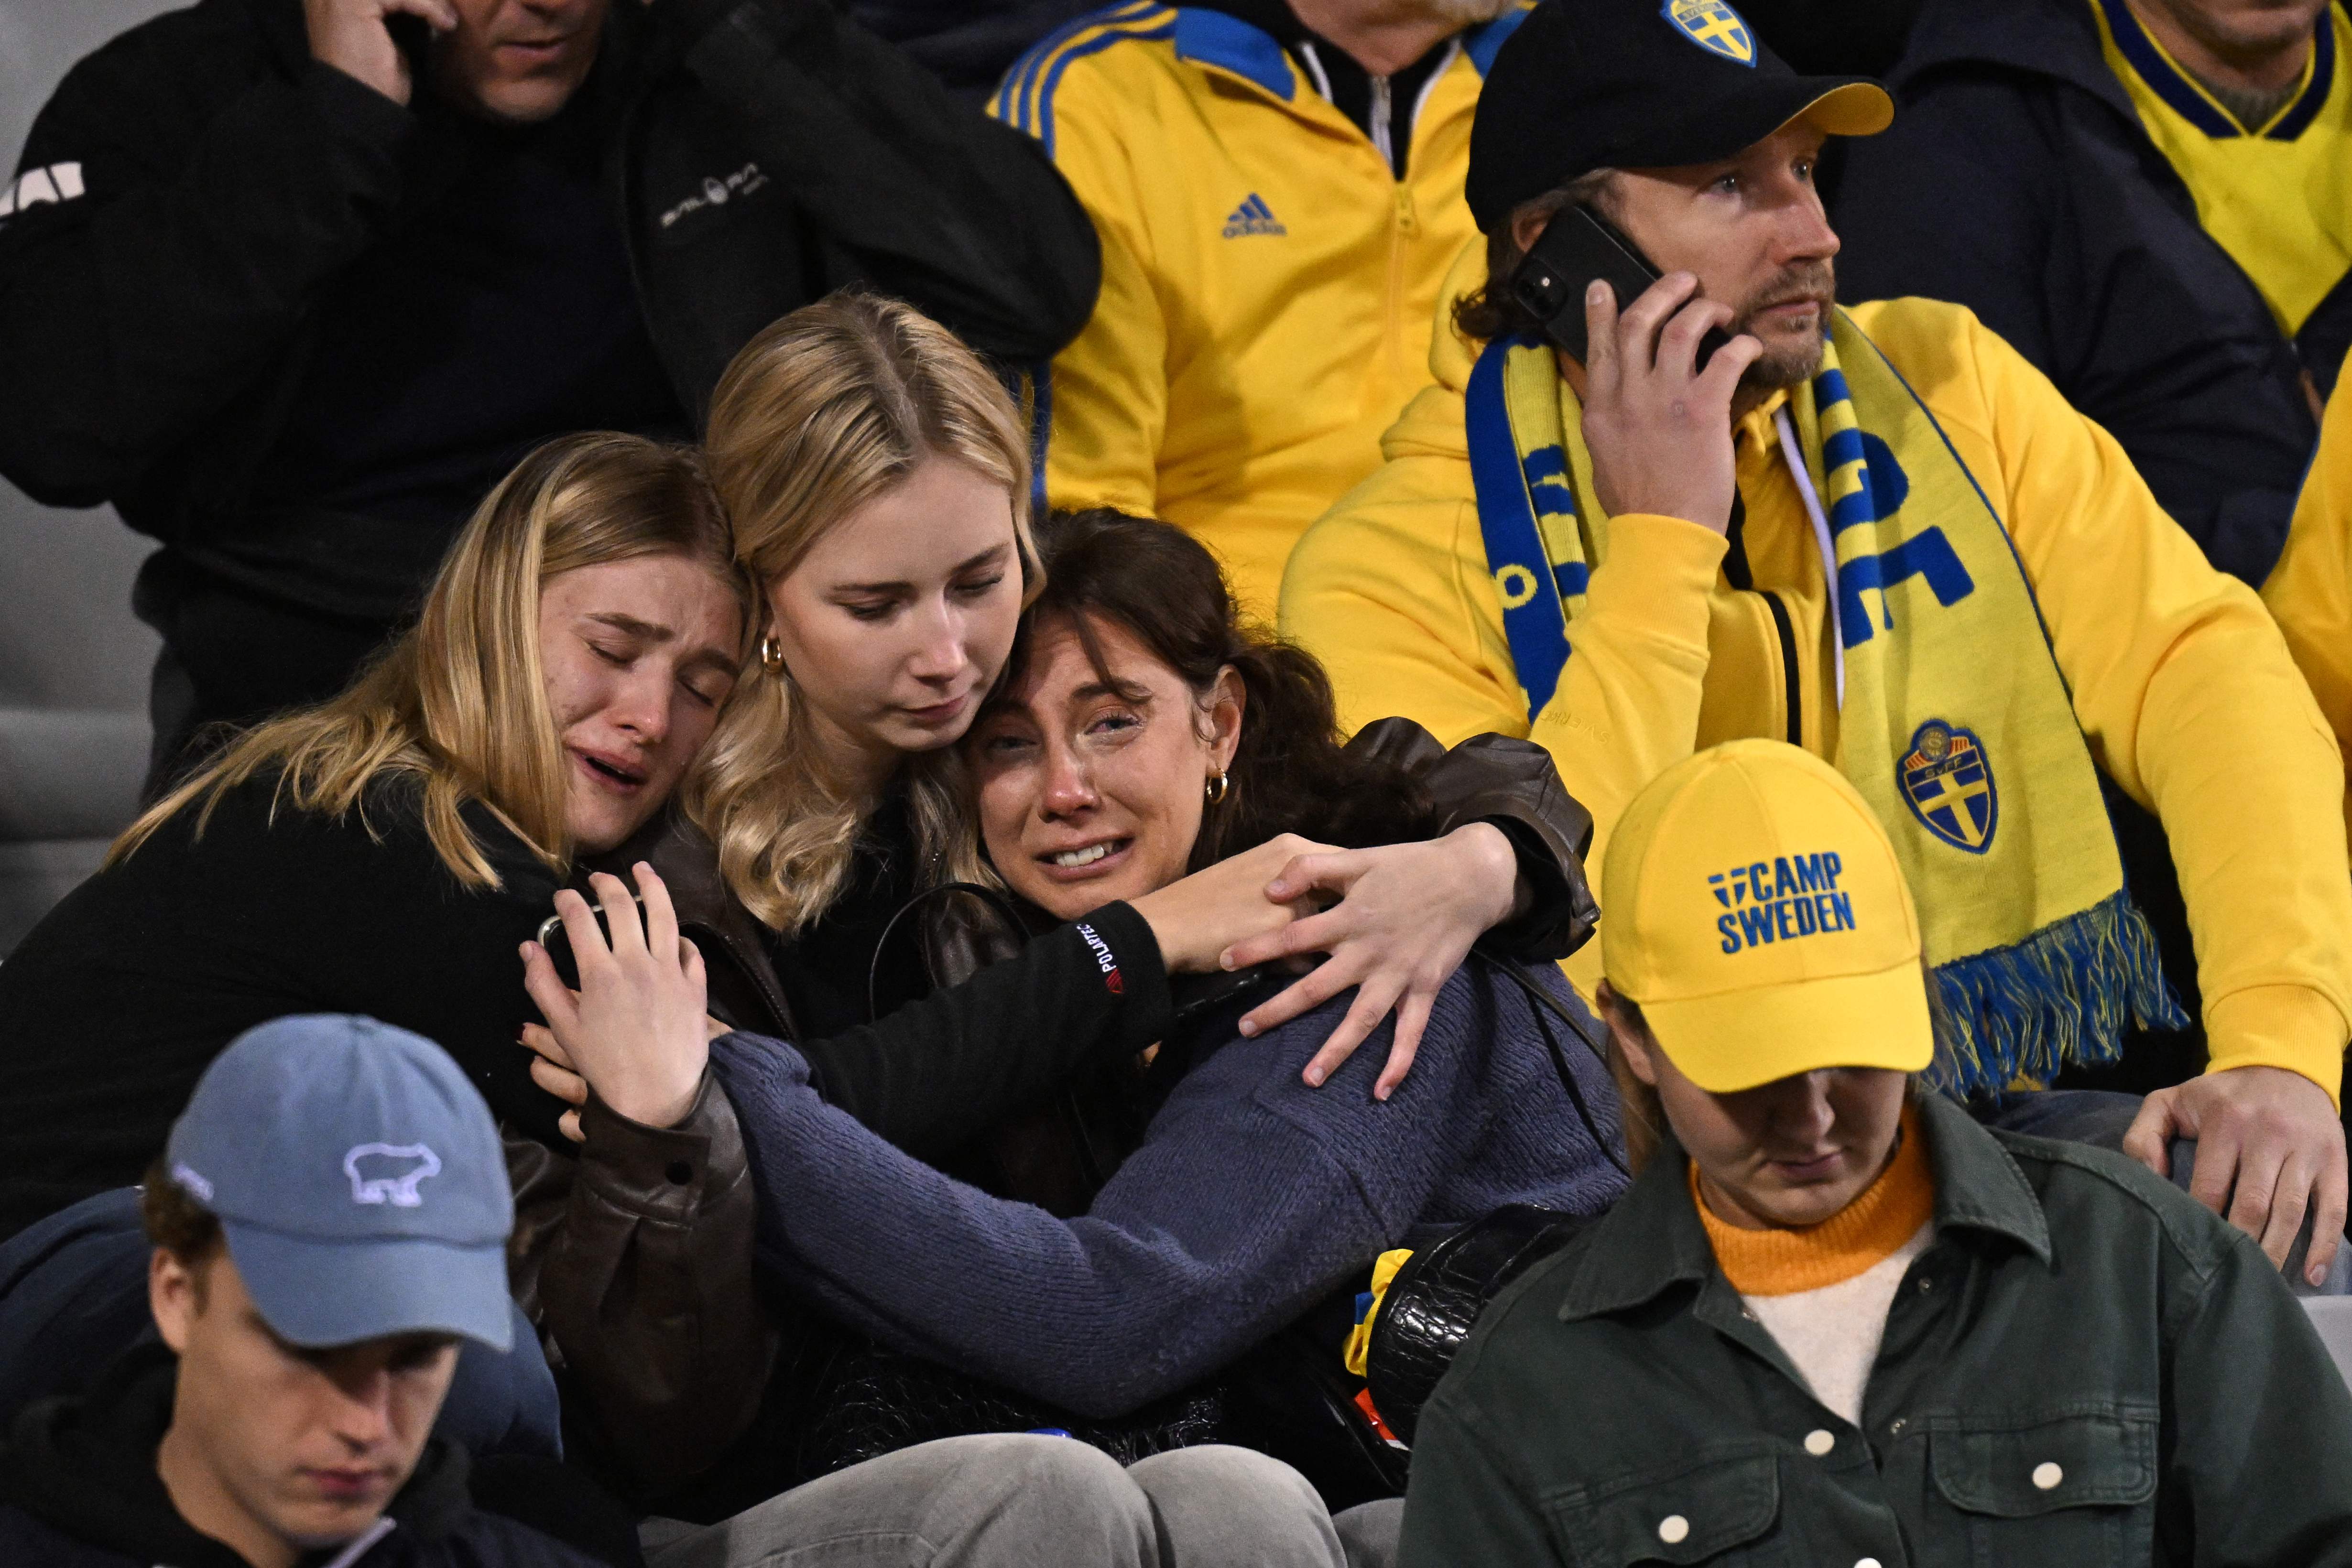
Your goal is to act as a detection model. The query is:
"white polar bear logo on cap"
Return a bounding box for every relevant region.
[343,1143,443,1207]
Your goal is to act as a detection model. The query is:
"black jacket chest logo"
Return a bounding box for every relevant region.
[658,162,770,230]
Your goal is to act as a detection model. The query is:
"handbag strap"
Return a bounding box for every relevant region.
[1474,947,1630,1179]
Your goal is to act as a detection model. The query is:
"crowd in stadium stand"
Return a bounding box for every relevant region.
[0,0,2349,1562]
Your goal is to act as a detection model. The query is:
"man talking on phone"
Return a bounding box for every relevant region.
[1283,0,2352,1286]
[0,0,1097,791]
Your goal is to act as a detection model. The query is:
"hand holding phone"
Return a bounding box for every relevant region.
[520,865,710,1133]
[303,0,455,107]
[1507,207,1760,535]
[1510,205,1733,369]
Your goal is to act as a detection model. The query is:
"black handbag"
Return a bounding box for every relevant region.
[1355,950,1625,1445]
[1361,1203,1596,1445]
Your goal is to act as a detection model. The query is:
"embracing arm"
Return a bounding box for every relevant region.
[1345,718,1599,962]
[513,903,1171,1490]
[795,901,1174,1159]
[1284,477,1724,1003]
[708,995,1472,1418]
[508,1078,773,1496]
[665,0,1098,362]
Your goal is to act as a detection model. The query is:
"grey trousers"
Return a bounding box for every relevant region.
[641,1436,1367,1568]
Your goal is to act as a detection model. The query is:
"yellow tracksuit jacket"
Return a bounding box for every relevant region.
[1282,250,2352,1100]
[2265,343,2352,848]
[991,4,1523,616]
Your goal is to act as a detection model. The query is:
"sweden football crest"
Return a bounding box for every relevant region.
[1899,721,1997,854]
[1662,0,1758,65]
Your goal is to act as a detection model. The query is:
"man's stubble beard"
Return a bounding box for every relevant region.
[1732,260,1837,395]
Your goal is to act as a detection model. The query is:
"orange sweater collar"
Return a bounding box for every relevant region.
[1693,1104,1934,1296]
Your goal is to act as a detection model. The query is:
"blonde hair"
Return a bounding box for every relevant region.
[691,293,1039,935]
[112,434,748,887]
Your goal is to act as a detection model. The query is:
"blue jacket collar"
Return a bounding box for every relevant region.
[1174,7,1297,97]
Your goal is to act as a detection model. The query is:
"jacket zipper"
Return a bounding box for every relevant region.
[1760,589,1803,747]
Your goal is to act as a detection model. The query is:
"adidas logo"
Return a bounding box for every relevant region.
[1221,193,1287,238]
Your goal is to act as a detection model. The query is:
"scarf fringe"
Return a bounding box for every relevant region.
[1928,889,2190,1101]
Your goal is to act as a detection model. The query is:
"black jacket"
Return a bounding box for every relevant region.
[1831,0,2333,586]
[0,774,1175,1241]
[0,1345,595,1568]
[0,0,1099,623]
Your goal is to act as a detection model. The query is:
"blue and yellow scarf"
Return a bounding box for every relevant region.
[1470,310,2184,1096]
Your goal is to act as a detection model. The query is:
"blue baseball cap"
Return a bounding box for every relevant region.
[163,1015,515,1352]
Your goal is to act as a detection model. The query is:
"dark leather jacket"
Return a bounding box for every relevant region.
[511,720,1597,1492]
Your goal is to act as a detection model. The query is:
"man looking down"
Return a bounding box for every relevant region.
[1282,0,2352,1282]
[0,1014,593,1567]
[1396,742,2352,1565]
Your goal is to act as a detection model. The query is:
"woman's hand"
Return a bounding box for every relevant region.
[1128,833,1331,971]
[519,863,710,1133]
[520,1023,589,1144]
[1222,823,1521,1099]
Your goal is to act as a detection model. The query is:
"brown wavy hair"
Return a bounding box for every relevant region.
[994,508,1436,872]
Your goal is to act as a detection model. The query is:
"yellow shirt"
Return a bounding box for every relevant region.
[1282,248,2352,1103]
[2092,0,2352,336]
[991,5,1521,616]
[2264,342,2352,848]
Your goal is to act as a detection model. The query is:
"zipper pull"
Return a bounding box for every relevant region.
[1394,185,1417,234]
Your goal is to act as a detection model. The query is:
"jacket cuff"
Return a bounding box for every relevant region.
[577,1070,739,1222]
[2204,984,2349,1110]
[1072,900,1177,1051]
[1584,513,1726,643]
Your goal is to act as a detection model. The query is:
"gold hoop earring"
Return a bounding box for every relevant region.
[1205,770,1229,806]
[759,635,788,676]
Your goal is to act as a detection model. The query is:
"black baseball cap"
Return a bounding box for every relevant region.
[1467,0,1894,232]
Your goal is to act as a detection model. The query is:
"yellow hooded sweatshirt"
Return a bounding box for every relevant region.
[1282,245,2352,1102]
[2263,343,2352,852]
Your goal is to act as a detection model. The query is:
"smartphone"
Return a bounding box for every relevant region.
[385,10,435,69]
[1508,205,1731,371]
[535,888,646,987]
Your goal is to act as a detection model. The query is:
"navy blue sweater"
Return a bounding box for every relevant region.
[710,958,1626,1418]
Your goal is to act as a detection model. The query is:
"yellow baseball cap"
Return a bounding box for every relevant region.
[1601,741,1933,1092]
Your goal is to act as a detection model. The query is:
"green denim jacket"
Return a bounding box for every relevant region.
[1396,1092,2352,1566]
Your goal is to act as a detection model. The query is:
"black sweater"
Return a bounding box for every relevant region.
[0,777,1175,1241]
[0,1345,593,1568]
